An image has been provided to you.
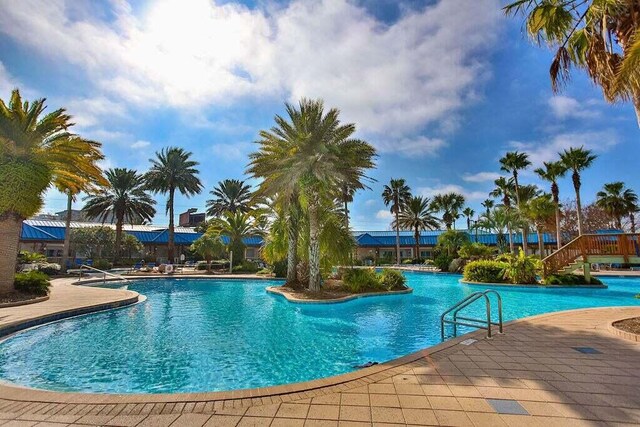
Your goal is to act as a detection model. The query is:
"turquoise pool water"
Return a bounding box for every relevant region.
[0,273,638,394]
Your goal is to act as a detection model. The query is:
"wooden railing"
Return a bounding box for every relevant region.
[542,233,640,276]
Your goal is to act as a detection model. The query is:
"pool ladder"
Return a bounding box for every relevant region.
[77,264,130,284]
[440,290,503,342]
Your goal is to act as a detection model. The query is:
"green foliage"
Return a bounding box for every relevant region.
[14,271,51,296]
[448,258,466,274]
[458,243,494,260]
[18,251,47,263]
[401,258,414,264]
[0,158,51,218]
[543,274,603,286]
[37,263,61,276]
[190,234,225,269]
[498,249,541,284]
[436,230,470,256]
[70,227,143,263]
[463,260,508,283]
[206,179,253,217]
[379,269,407,290]
[272,260,287,278]
[92,259,113,271]
[342,268,383,293]
[232,260,260,273]
[433,252,454,272]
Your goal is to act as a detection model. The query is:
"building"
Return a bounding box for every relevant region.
[179,209,206,227]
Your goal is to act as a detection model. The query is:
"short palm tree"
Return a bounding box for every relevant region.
[190,233,225,272]
[0,89,105,292]
[382,179,412,264]
[249,99,375,291]
[596,182,638,230]
[208,211,260,264]
[560,147,597,235]
[535,161,568,249]
[481,199,494,216]
[500,151,531,208]
[145,147,202,263]
[524,194,556,257]
[206,179,253,217]
[396,196,440,261]
[462,207,475,231]
[504,0,640,127]
[431,192,466,230]
[83,168,157,263]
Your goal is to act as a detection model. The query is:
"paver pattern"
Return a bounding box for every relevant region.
[0,280,638,426]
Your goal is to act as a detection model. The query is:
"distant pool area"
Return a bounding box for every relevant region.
[0,273,638,394]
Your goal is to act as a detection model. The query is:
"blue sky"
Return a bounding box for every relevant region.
[1,0,638,230]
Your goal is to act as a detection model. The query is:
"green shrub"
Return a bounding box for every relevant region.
[272,260,287,278]
[497,250,541,284]
[232,260,260,273]
[342,268,382,293]
[433,253,454,272]
[543,274,603,286]
[463,260,508,283]
[379,269,407,290]
[92,259,112,271]
[37,263,61,276]
[18,250,47,264]
[14,271,51,296]
[458,243,494,260]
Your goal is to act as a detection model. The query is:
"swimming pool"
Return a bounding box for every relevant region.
[0,273,638,394]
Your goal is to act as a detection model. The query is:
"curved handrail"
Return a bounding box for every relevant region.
[77,264,129,283]
[440,289,503,341]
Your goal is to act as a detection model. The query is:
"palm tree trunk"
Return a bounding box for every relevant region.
[414,226,420,261]
[286,214,298,288]
[395,209,401,264]
[308,198,321,292]
[0,214,22,294]
[61,192,73,273]
[114,217,123,265]
[555,204,562,250]
[537,228,544,258]
[575,182,584,235]
[167,188,175,263]
[508,225,514,253]
[522,227,529,254]
[344,200,349,230]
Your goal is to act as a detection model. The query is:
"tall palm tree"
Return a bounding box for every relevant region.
[249,99,376,291]
[0,89,105,293]
[481,199,494,216]
[382,179,412,264]
[206,179,253,217]
[596,182,638,230]
[560,147,597,235]
[535,161,568,249]
[500,151,531,208]
[524,194,556,257]
[462,207,475,231]
[83,168,157,263]
[145,147,202,263]
[396,196,440,261]
[431,192,466,230]
[477,207,517,253]
[490,177,516,252]
[516,184,541,253]
[504,0,640,127]
[338,184,355,229]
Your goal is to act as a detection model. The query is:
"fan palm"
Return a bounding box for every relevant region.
[248,99,375,291]
[490,177,516,252]
[190,233,225,272]
[382,178,412,264]
[500,151,531,208]
[338,184,355,229]
[535,161,568,248]
[524,194,556,257]
[516,184,541,253]
[462,207,475,231]
[504,0,640,127]
[431,192,466,230]
[396,196,440,261]
[596,182,638,230]
[0,89,105,292]
[481,199,494,216]
[208,211,261,264]
[559,147,597,235]
[206,179,253,217]
[83,168,156,263]
[477,207,518,253]
[145,147,202,263]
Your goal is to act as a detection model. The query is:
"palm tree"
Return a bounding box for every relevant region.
[338,184,355,229]
[206,179,253,217]
[481,199,494,216]
[190,233,225,272]
[145,147,202,263]
[535,161,568,249]
[396,196,440,261]
[504,0,640,127]
[0,89,105,293]
[249,99,376,291]
[83,168,157,263]
[524,194,556,257]
[500,151,531,208]
[431,192,466,230]
[382,179,412,264]
[560,147,597,235]
[462,207,475,231]
[208,211,260,264]
[477,207,517,253]
[490,177,516,252]
[596,182,638,230]
[516,184,541,253]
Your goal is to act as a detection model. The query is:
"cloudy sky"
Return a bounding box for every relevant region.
[1,0,638,230]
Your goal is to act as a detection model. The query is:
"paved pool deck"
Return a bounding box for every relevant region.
[0,279,638,426]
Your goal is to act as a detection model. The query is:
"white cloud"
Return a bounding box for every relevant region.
[548,96,599,120]
[462,171,502,183]
[376,136,448,157]
[364,199,377,207]
[508,130,619,167]
[211,142,253,161]
[0,0,501,155]
[131,140,151,149]
[376,210,393,220]
[0,61,17,95]
[66,96,128,128]
[417,184,486,201]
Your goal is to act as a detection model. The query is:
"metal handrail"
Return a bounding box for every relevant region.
[77,264,129,284]
[440,290,502,341]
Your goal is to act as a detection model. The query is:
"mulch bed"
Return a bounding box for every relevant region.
[0,292,45,305]
[613,317,640,335]
[279,280,358,300]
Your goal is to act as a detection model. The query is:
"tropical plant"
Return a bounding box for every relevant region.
[596,182,638,230]
[543,273,603,286]
[190,233,225,272]
[0,89,105,293]
[436,230,470,257]
[145,147,202,263]
[208,211,260,264]
[14,270,51,296]
[342,268,382,293]
[18,251,47,264]
[70,227,143,260]
[498,249,542,284]
[500,151,531,208]
[560,147,597,235]
[382,178,412,264]
[458,243,495,260]
[463,260,508,283]
[481,199,494,216]
[396,196,440,262]
[206,179,253,217]
[379,268,407,290]
[462,207,475,231]
[477,206,519,253]
[490,177,516,252]
[82,168,156,263]
[504,0,640,127]
[431,192,466,230]
[535,161,568,248]
[515,184,541,253]
[524,194,556,257]
[338,184,355,229]
[249,99,376,291]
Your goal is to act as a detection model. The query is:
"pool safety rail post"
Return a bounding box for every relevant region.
[78,264,130,284]
[440,290,503,341]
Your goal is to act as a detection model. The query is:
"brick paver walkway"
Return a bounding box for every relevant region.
[0,280,638,426]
